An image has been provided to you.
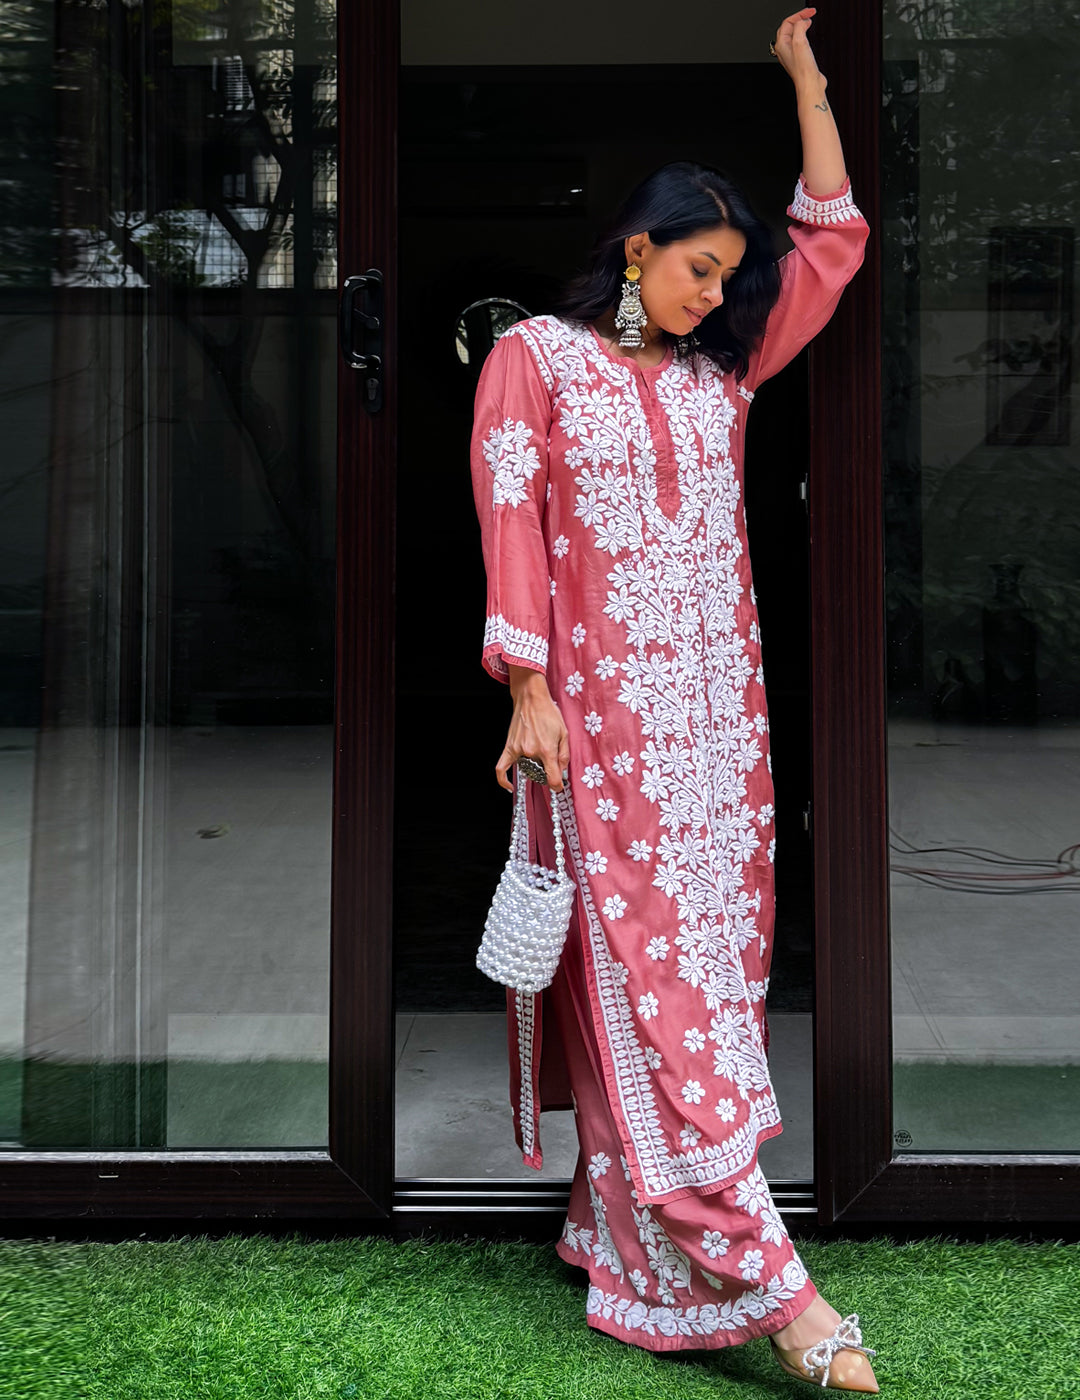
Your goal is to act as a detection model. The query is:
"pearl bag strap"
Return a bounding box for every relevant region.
[511,769,567,879]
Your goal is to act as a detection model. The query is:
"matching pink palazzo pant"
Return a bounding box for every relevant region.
[545,920,818,1352]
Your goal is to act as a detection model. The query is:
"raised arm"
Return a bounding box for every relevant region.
[772,7,846,194]
[744,8,869,387]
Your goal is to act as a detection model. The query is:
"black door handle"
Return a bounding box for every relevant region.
[339,269,384,413]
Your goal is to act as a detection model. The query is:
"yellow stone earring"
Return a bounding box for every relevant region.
[615,264,647,349]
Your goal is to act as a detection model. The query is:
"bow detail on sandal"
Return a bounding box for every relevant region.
[802,1314,877,1386]
[770,1312,879,1391]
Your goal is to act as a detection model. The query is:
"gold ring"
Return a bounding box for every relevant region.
[769,41,777,56]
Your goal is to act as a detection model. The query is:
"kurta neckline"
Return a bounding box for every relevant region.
[587,323,675,375]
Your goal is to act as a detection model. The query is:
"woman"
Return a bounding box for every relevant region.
[470,9,879,1392]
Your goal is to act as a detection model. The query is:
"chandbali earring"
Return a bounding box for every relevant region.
[615,264,647,349]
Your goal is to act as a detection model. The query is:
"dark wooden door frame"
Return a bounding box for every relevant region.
[808,0,1079,1226]
[329,0,398,1217]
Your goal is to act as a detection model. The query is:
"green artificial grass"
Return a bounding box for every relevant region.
[0,1233,1076,1400]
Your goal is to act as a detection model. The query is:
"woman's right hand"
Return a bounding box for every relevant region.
[497,665,570,793]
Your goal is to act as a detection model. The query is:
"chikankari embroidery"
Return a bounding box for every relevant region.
[788,176,863,226]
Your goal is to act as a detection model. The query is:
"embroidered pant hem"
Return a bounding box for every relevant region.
[546,915,818,1353]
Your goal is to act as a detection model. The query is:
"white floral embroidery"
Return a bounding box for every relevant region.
[562,1219,594,1253]
[483,614,547,675]
[637,992,659,1021]
[585,1256,810,1337]
[732,1164,790,1248]
[581,764,604,788]
[631,1198,694,1305]
[584,849,608,876]
[587,1177,625,1280]
[498,319,799,1198]
[681,1079,705,1105]
[483,417,542,508]
[715,1098,737,1123]
[595,655,619,680]
[683,1027,706,1053]
[611,750,635,775]
[758,1196,788,1248]
[588,1152,612,1179]
[572,622,587,646]
[596,798,619,821]
[646,936,670,961]
[739,1249,765,1281]
[550,577,557,597]
[565,671,584,696]
[679,1123,701,1149]
[603,894,628,920]
[789,176,863,226]
[702,1230,730,1259]
[555,785,781,1198]
[552,533,570,557]
[629,1269,649,1298]
[734,1165,773,1217]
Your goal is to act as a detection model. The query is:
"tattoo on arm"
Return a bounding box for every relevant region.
[814,97,830,112]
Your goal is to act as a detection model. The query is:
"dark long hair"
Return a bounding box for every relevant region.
[553,162,782,380]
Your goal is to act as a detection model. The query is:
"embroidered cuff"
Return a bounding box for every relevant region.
[484,613,549,678]
[788,176,863,226]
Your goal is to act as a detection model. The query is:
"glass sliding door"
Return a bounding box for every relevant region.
[882,1,1080,1155]
[394,3,819,1192]
[0,0,338,1152]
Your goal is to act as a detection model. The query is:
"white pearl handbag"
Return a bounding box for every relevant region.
[476,764,576,994]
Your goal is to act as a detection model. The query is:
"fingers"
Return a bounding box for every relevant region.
[495,745,516,793]
[542,754,565,793]
[777,8,815,40]
[496,746,568,793]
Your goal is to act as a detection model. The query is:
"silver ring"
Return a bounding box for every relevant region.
[517,756,549,785]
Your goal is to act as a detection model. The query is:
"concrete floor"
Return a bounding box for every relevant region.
[394,1010,813,1180]
[1,717,1077,1156]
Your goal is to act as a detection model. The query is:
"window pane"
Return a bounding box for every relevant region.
[883,0,1079,1154]
[0,0,336,1150]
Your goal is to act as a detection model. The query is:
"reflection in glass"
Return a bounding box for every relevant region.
[0,1,336,1149]
[454,297,531,369]
[883,1,1079,1153]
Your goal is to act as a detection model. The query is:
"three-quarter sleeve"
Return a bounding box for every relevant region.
[744,174,870,389]
[470,327,554,684]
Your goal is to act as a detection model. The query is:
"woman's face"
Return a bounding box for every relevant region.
[625,225,747,337]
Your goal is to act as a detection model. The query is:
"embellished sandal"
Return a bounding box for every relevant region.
[769,1312,880,1392]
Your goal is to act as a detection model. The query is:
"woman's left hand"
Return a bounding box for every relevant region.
[772,8,827,94]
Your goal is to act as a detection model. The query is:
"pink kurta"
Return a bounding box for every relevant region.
[471,176,868,1244]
